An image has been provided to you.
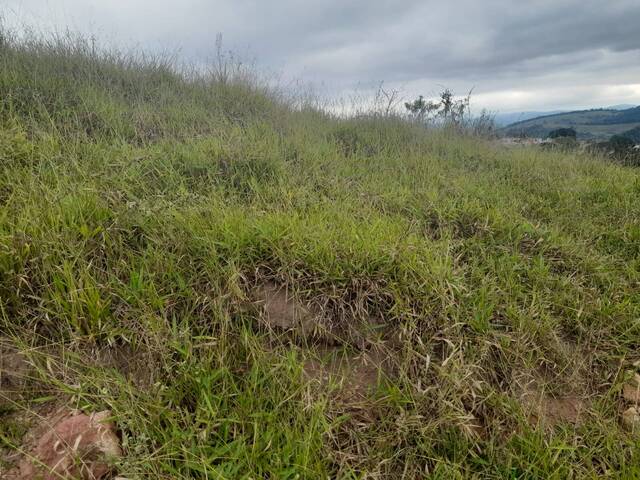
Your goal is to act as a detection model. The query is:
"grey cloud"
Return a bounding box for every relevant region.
[283,1,640,80]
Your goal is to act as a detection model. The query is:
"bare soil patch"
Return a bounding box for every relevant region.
[622,372,640,404]
[519,378,588,428]
[92,342,158,390]
[250,280,393,348]
[4,406,122,480]
[1,339,35,405]
[1,338,147,477]
[252,281,320,338]
[250,281,398,406]
[303,345,393,403]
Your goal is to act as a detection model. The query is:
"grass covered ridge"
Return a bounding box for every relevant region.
[1,30,640,478]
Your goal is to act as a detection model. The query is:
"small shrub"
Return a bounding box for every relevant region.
[552,136,579,150]
[590,135,640,166]
[548,128,577,139]
[404,89,495,137]
[609,134,635,151]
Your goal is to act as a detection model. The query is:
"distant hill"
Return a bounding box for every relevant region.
[494,105,635,128]
[607,104,638,111]
[502,106,640,140]
[493,110,566,127]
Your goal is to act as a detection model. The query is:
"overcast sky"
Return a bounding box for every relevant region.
[4,0,640,113]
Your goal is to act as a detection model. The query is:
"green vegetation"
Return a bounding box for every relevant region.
[503,107,640,140]
[2,30,640,478]
[592,135,640,167]
[621,126,640,144]
[548,128,576,139]
[608,135,636,151]
[404,90,495,137]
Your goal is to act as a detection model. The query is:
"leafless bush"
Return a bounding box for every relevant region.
[404,89,496,137]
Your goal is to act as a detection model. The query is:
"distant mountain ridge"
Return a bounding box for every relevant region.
[501,105,640,140]
[494,105,636,127]
[493,110,565,127]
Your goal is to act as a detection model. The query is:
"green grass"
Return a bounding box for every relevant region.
[1,29,640,479]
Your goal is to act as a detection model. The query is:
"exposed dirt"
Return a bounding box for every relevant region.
[92,343,158,390]
[303,345,393,403]
[1,402,63,473]
[5,407,122,480]
[250,280,394,348]
[0,338,143,477]
[251,281,596,430]
[619,369,640,431]
[520,378,588,427]
[250,281,398,406]
[622,372,640,404]
[252,281,320,338]
[623,384,640,404]
[0,340,35,405]
[253,282,608,437]
[535,396,585,426]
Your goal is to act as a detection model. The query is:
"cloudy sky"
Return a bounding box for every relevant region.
[4,0,640,113]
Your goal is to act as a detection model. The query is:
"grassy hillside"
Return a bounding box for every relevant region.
[1,32,640,478]
[493,110,566,127]
[502,107,640,140]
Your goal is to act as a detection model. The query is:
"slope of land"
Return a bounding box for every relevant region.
[502,106,640,140]
[494,104,636,128]
[494,110,566,127]
[1,33,640,478]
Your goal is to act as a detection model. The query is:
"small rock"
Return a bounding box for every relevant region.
[622,407,640,432]
[623,384,640,403]
[622,372,640,403]
[13,409,122,480]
